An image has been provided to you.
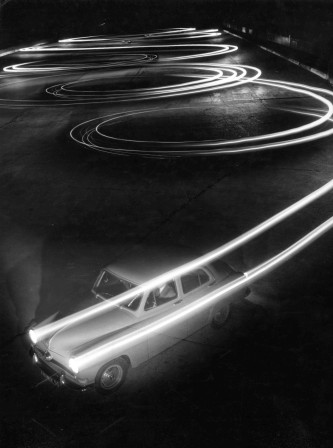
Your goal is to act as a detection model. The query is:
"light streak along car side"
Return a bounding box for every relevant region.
[30,247,250,393]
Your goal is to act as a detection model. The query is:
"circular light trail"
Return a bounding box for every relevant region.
[3,53,158,73]
[19,42,237,62]
[18,28,236,62]
[1,27,332,152]
[58,28,221,43]
[45,64,260,103]
[70,78,333,157]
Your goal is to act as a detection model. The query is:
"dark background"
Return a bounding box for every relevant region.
[1,0,333,45]
[2,0,333,75]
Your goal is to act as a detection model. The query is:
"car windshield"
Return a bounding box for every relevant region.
[95,271,135,297]
[94,270,142,311]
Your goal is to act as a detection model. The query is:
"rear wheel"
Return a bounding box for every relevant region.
[95,357,129,394]
[211,303,231,328]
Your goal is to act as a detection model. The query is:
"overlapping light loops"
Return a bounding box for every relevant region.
[2,28,331,373]
[70,78,333,157]
[14,29,332,157]
[3,53,158,73]
[5,28,332,155]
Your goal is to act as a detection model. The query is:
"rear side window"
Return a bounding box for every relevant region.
[210,259,234,280]
[181,269,210,294]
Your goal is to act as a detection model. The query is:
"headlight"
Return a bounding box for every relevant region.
[69,357,79,374]
[29,329,38,344]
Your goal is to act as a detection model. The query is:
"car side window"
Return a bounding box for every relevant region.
[144,280,178,311]
[181,269,210,294]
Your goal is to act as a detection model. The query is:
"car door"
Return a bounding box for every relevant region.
[180,267,215,334]
[144,280,188,358]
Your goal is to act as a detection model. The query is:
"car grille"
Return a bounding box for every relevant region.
[34,346,72,376]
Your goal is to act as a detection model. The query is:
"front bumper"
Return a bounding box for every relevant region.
[30,347,90,391]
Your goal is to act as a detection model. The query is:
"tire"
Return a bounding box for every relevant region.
[95,357,129,394]
[211,303,231,329]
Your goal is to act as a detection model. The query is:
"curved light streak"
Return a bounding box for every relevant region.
[0,63,259,107]
[70,77,333,156]
[19,43,237,62]
[46,64,260,102]
[29,179,333,343]
[3,53,158,73]
[69,217,333,373]
[58,28,221,44]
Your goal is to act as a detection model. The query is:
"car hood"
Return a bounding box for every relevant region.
[48,307,136,357]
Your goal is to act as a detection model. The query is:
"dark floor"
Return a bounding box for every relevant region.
[0,30,332,448]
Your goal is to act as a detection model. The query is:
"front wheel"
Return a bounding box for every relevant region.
[211,303,231,329]
[95,357,129,394]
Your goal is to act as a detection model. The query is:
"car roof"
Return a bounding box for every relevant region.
[104,245,201,285]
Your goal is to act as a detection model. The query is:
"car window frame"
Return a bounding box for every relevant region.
[92,269,137,300]
[180,267,214,296]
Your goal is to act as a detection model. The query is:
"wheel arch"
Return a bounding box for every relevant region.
[120,354,131,367]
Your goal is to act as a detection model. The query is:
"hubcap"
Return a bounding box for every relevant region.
[100,365,123,389]
[214,306,229,324]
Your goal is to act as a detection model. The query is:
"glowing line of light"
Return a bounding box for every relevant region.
[69,217,333,373]
[69,77,333,155]
[59,29,197,43]
[3,54,158,73]
[58,29,221,44]
[46,64,259,103]
[58,29,203,43]
[29,179,333,344]
[0,63,260,107]
[19,43,237,62]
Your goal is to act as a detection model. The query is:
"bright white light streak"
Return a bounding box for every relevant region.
[30,179,333,343]
[69,77,333,155]
[58,29,198,43]
[3,54,157,73]
[19,43,238,62]
[57,29,221,44]
[70,217,333,373]
[47,64,258,103]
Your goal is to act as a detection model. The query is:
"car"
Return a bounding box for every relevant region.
[29,246,250,394]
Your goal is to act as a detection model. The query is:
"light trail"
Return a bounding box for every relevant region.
[17,27,230,63]
[58,28,221,43]
[69,77,333,156]
[68,217,333,373]
[45,64,260,103]
[18,43,237,62]
[29,178,333,344]
[3,53,158,73]
[0,63,258,107]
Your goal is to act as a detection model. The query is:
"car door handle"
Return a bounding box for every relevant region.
[174,299,183,305]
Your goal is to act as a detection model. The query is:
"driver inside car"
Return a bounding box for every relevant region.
[145,282,177,310]
[155,282,177,304]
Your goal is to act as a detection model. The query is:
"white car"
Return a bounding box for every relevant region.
[30,246,250,394]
